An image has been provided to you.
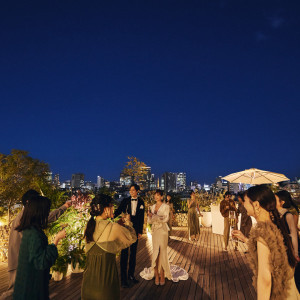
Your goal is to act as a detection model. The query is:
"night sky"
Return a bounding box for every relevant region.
[1,1,299,184]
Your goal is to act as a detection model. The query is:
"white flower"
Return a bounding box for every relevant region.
[140,205,144,209]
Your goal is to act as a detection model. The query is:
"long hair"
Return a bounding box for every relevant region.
[166,194,172,203]
[246,185,297,268]
[16,196,51,232]
[21,189,39,206]
[276,190,299,214]
[84,194,113,243]
[155,189,164,197]
[237,191,245,202]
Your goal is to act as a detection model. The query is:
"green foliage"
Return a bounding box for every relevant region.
[97,187,115,199]
[122,156,148,189]
[51,255,69,275]
[69,246,86,269]
[142,190,155,210]
[38,181,69,209]
[0,149,50,223]
[172,194,187,213]
[197,190,213,212]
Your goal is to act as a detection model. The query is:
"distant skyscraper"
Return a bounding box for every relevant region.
[120,172,131,186]
[97,176,104,189]
[139,166,152,190]
[190,181,201,190]
[53,174,60,187]
[71,173,84,189]
[60,180,71,190]
[84,181,95,191]
[176,172,186,191]
[150,174,156,190]
[162,172,177,193]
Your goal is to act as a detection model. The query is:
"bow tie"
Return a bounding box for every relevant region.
[131,198,137,201]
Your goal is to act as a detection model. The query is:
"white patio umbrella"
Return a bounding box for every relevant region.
[222,168,289,185]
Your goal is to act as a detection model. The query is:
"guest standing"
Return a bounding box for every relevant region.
[114,184,145,288]
[81,194,137,300]
[1,189,70,300]
[276,190,300,293]
[166,194,174,237]
[140,190,188,285]
[187,191,200,241]
[237,192,252,238]
[13,196,66,300]
[233,185,300,299]
[277,190,299,227]
[220,191,237,251]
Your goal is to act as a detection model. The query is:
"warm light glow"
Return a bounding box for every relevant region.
[146,227,152,240]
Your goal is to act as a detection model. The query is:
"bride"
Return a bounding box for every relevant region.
[140,189,188,285]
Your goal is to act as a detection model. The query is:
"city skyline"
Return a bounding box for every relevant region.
[51,167,297,188]
[1,1,299,184]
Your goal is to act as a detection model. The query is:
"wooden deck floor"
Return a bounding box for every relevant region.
[0,227,256,300]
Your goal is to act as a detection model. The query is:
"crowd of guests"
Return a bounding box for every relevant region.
[0,184,300,299]
[220,186,300,299]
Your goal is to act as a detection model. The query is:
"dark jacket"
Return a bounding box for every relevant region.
[13,227,58,300]
[114,197,145,235]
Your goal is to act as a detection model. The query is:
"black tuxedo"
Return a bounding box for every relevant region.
[114,196,145,282]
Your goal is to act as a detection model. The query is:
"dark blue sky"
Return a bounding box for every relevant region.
[1,0,299,184]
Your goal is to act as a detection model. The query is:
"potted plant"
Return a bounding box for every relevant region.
[198,192,212,227]
[69,245,86,273]
[51,255,69,281]
[200,205,212,227]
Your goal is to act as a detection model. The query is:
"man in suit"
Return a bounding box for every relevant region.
[114,184,145,288]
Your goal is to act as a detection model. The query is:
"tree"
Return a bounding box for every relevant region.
[122,156,149,189]
[0,149,50,223]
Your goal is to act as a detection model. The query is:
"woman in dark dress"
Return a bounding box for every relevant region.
[13,196,66,300]
[81,194,137,300]
[276,190,300,293]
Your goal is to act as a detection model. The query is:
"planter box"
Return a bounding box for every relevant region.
[211,205,224,235]
[52,271,64,281]
[71,263,84,273]
[201,212,212,227]
[211,204,255,235]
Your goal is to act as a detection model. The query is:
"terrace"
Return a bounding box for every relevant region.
[0,226,256,299]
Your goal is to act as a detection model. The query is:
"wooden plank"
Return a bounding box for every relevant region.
[127,228,184,300]
[214,234,224,300]
[173,233,197,300]
[0,227,259,300]
[140,229,187,300]
[159,229,190,300]
[187,226,207,299]
[217,233,231,300]
[121,233,154,300]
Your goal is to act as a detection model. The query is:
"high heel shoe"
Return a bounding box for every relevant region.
[160,278,165,286]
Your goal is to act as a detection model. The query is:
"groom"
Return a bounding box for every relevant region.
[114,183,145,288]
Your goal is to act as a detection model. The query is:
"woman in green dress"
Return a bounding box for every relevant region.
[81,194,137,300]
[187,191,200,241]
[13,196,66,300]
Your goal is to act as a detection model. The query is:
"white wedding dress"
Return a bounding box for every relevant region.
[140,203,188,282]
